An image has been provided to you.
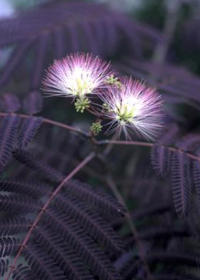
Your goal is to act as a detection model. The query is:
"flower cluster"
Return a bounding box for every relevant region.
[43,53,163,141]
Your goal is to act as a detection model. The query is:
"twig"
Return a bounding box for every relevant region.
[152,0,182,64]
[105,175,153,280]
[10,108,200,160]
[1,112,200,162]
[96,139,200,162]
[98,142,153,279]
[150,0,182,87]
[0,112,89,138]
[102,131,118,156]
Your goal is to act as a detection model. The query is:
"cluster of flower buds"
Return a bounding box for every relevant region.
[43,53,163,141]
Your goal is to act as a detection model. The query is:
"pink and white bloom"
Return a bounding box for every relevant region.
[43,53,112,99]
[100,78,163,141]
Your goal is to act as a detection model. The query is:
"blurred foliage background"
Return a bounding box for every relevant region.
[1,0,200,74]
[1,0,200,122]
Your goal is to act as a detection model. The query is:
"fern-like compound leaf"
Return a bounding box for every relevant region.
[0,179,51,198]
[0,116,21,171]
[23,242,66,280]
[13,149,63,182]
[44,208,122,280]
[13,264,37,280]
[0,258,9,277]
[33,225,94,280]
[67,180,127,217]
[0,237,20,258]
[171,151,192,217]
[151,145,171,176]
[193,160,200,215]
[0,153,125,279]
[0,217,29,237]
[18,117,43,149]
[55,191,124,254]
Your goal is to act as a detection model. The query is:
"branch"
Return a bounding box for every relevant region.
[1,112,199,162]
[96,139,200,162]
[6,151,95,280]
[102,132,119,157]
[152,0,181,64]
[105,175,154,280]
[0,112,89,138]
[97,145,153,280]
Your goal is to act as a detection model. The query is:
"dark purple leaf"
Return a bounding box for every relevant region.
[0,93,21,113]
[18,117,43,149]
[23,91,43,115]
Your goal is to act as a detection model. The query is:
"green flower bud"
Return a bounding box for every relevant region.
[106,74,122,88]
[90,121,102,136]
[75,97,90,113]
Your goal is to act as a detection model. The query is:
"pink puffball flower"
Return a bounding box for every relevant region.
[43,53,112,100]
[100,78,163,141]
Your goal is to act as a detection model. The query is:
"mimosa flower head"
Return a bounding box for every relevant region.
[100,77,163,141]
[43,53,112,99]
